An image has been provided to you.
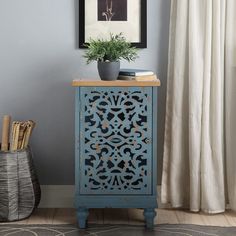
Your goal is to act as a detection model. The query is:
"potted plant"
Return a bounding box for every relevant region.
[84,33,138,81]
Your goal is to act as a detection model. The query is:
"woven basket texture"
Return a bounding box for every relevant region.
[0,147,41,222]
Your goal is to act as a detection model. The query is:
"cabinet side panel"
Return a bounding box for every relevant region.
[152,87,158,198]
[75,87,80,207]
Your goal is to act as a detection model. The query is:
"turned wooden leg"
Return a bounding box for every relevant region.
[77,208,89,229]
[143,208,156,229]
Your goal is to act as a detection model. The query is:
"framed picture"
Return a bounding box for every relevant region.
[79,0,147,48]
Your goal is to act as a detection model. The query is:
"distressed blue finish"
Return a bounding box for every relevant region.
[144,208,157,229]
[75,86,158,229]
[77,208,89,229]
[80,87,152,195]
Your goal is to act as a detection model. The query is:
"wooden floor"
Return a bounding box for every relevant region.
[4,208,236,226]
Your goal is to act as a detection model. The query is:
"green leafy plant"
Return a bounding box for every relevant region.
[84,33,138,64]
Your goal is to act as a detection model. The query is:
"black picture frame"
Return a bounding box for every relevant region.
[79,0,147,49]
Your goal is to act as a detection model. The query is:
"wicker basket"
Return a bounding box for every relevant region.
[0,147,41,222]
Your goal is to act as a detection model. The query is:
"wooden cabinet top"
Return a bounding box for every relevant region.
[72,77,161,87]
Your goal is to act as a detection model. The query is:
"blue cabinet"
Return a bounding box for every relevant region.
[73,79,159,229]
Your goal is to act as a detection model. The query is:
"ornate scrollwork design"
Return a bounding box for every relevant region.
[80,88,152,194]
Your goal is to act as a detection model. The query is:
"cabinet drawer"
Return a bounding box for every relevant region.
[78,87,153,195]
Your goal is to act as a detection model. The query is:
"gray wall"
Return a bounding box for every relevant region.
[0,0,171,185]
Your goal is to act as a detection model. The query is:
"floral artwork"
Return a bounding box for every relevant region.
[79,0,147,48]
[98,0,127,21]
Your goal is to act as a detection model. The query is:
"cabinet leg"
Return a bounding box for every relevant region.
[143,208,156,229]
[77,208,89,229]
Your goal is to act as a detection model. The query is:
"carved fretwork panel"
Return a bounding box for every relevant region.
[79,87,152,195]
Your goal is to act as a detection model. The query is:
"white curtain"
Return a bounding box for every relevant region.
[225,0,236,211]
[161,0,236,213]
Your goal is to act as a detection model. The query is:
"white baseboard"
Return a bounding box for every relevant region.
[39,185,169,208]
[39,185,75,208]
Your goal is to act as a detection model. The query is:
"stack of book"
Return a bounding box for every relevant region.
[1,115,36,152]
[118,69,157,81]
[10,120,36,151]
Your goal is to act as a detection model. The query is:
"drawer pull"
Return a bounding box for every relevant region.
[145,138,151,144]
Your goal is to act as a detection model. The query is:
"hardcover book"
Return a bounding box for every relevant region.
[119,69,154,76]
[118,74,157,81]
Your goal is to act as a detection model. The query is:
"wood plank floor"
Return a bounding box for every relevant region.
[3,209,236,226]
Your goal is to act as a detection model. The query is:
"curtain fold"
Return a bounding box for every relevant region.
[162,0,236,213]
[225,0,236,211]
